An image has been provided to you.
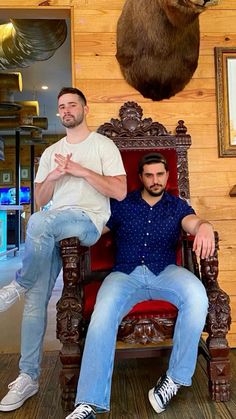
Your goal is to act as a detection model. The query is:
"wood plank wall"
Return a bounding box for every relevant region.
[1,0,236,347]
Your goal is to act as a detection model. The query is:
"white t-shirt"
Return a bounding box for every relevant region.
[34,132,126,233]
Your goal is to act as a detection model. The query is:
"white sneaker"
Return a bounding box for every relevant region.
[0,373,39,411]
[0,280,26,312]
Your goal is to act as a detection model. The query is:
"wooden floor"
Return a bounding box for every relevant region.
[0,350,236,419]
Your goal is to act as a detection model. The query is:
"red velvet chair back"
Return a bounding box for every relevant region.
[90,101,191,273]
[90,148,178,272]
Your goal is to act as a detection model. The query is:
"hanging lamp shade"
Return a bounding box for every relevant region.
[0,72,22,111]
[0,19,67,69]
[18,116,48,132]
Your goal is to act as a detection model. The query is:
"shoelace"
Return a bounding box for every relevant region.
[8,374,29,391]
[69,404,94,419]
[157,377,179,405]
[1,284,21,301]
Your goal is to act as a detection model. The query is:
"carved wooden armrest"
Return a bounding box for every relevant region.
[56,237,89,345]
[200,232,231,344]
[200,232,231,402]
[183,231,231,341]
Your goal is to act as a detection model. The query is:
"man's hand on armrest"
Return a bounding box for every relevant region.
[182,215,215,259]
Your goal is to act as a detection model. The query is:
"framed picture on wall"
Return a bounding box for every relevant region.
[215,47,236,157]
[0,170,13,185]
[21,166,30,181]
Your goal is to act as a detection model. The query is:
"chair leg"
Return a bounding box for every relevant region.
[58,344,83,411]
[200,338,230,401]
[200,285,231,401]
[56,284,84,410]
[203,285,231,402]
[56,238,87,411]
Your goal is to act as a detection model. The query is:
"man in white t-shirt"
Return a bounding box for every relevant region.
[0,87,127,412]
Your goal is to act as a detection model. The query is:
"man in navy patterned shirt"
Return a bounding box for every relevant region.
[67,153,215,419]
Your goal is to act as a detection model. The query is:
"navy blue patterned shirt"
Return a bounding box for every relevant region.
[106,190,195,275]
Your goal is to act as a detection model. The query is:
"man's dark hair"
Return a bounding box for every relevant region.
[57,87,87,106]
[138,152,168,174]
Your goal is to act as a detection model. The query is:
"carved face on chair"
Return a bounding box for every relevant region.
[116,0,220,100]
[207,290,231,337]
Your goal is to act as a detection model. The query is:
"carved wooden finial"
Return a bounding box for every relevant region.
[176,120,187,135]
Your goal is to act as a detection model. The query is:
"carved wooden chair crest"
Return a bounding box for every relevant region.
[56,102,231,411]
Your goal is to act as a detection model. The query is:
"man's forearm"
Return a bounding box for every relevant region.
[182,215,213,236]
[35,178,56,208]
[54,154,127,201]
[83,169,127,201]
[193,219,213,236]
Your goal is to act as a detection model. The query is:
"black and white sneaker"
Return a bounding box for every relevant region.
[148,374,181,413]
[65,404,96,419]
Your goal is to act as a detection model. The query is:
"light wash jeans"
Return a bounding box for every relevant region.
[17,209,100,379]
[75,264,208,412]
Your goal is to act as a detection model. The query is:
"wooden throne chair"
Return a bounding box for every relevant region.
[56,102,231,411]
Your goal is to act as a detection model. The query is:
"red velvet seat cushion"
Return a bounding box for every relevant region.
[83,280,178,321]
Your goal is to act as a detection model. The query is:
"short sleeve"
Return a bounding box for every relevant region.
[99,136,126,176]
[179,198,196,219]
[34,149,51,183]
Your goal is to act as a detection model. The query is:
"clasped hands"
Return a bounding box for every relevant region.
[55,153,73,173]
[49,153,87,181]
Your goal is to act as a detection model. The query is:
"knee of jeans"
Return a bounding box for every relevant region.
[203,291,209,309]
[184,283,208,312]
[27,211,48,237]
[196,294,208,321]
[193,292,208,320]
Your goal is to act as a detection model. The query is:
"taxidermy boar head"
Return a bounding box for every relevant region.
[116,0,220,101]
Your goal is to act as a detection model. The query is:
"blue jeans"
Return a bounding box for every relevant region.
[17,209,100,379]
[75,265,208,412]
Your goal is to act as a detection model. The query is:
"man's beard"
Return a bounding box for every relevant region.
[61,112,84,128]
[146,184,165,197]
